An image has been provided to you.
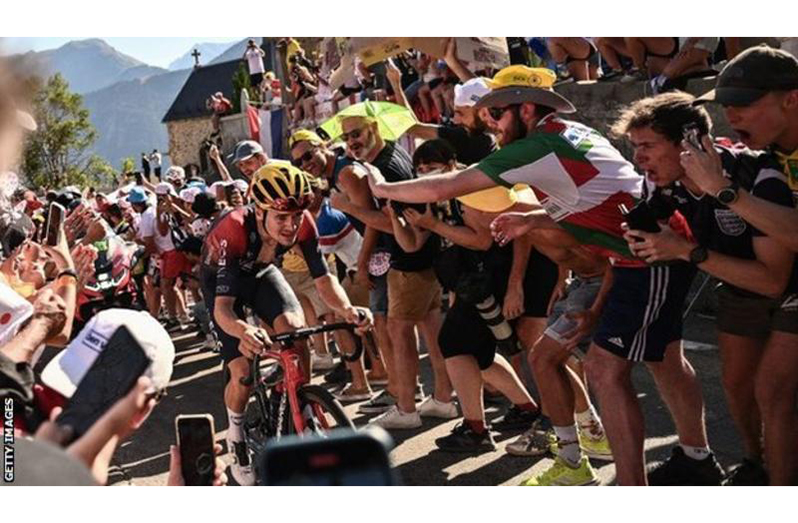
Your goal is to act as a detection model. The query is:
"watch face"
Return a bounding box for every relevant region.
[717,186,738,205]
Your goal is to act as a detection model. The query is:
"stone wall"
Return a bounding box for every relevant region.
[554,77,731,159]
[166,117,214,168]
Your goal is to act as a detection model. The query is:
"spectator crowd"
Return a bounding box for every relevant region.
[2,36,798,487]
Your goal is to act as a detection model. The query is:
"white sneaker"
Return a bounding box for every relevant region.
[417,397,458,419]
[369,405,422,429]
[203,333,218,351]
[226,438,255,486]
[312,352,336,371]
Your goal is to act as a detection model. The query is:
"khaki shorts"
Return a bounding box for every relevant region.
[342,271,370,308]
[387,268,442,321]
[283,264,338,319]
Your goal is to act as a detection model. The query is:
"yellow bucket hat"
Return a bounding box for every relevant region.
[476,65,576,114]
[456,184,538,213]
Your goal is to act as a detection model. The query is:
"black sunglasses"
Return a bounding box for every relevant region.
[487,104,519,121]
[292,149,315,167]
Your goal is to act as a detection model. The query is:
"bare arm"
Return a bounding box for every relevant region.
[208,145,233,182]
[314,273,357,318]
[389,206,428,253]
[334,164,393,233]
[384,58,441,139]
[443,38,476,82]
[405,204,492,251]
[368,166,495,204]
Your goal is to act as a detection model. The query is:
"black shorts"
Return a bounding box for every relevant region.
[593,264,696,362]
[250,72,264,86]
[521,249,559,318]
[438,299,497,370]
[200,264,302,364]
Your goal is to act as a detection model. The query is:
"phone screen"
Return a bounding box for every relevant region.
[45,203,66,247]
[56,325,151,441]
[176,415,216,486]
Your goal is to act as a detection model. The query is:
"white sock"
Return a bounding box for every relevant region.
[575,405,602,428]
[553,425,581,466]
[227,408,245,442]
[681,444,711,461]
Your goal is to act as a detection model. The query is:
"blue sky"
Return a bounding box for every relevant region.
[2,37,243,68]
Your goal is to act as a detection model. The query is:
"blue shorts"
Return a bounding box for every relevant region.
[593,264,696,362]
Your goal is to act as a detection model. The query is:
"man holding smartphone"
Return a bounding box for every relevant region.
[613,91,798,486]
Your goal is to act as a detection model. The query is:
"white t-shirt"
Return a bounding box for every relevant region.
[137,206,174,253]
[150,153,162,168]
[245,48,265,74]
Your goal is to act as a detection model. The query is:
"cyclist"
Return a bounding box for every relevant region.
[200,161,373,485]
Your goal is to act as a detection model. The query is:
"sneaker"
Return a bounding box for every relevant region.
[323,361,350,385]
[335,385,373,403]
[647,447,725,486]
[358,389,396,414]
[417,397,458,419]
[722,459,768,486]
[491,405,540,432]
[226,438,255,486]
[506,419,556,457]
[578,424,613,462]
[312,352,336,371]
[620,68,647,83]
[369,405,422,430]
[203,333,219,352]
[435,423,496,453]
[520,456,599,486]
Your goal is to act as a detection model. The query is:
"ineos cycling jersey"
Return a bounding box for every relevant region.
[202,205,328,296]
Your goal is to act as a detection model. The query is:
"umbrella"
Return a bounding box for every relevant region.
[320,101,417,142]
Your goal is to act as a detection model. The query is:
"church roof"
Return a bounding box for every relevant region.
[162,59,244,123]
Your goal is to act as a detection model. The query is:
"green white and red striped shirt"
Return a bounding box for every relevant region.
[477,114,644,265]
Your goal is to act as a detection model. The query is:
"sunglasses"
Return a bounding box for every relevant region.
[291,149,315,167]
[340,126,367,142]
[486,104,519,121]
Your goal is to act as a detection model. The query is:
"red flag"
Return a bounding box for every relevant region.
[246,105,261,143]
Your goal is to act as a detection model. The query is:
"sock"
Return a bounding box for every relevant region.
[465,419,486,434]
[575,406,604,437]
[553,425,581,466]
[515,402,538,413]
[681,444,711,461]
[227,408,245,442]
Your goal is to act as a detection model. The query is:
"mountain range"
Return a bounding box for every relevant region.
[6,38,250,169]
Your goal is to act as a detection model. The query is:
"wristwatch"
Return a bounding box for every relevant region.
[715,181,740,206]
[689,246,709,265]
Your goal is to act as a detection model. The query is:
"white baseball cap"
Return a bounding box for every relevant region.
[179,187,202,204]
[41,308,175,398]
[453,77,492,108]
[155,182,177,196]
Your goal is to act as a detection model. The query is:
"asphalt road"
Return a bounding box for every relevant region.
[106,309,743,487]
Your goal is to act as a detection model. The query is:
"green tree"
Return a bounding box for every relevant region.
[21,73,115,190]
[120,156,135,174]
[231,62,253,112]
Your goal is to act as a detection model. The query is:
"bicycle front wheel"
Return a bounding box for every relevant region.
[294,384,355,435]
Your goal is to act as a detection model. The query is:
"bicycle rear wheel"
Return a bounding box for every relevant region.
[294,384,355,435]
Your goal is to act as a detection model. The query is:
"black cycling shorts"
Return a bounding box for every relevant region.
[438,299,497,371]
[200,264,302,364]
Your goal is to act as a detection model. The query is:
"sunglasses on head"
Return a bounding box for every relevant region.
[486,104,519,121]
[292,149,315,167]
[340,126,366,142]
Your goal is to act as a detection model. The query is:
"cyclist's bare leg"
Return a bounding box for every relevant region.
[417,309,454,402]
[387,317,420,413]
[225,355,253,414]
[273,309,311,381]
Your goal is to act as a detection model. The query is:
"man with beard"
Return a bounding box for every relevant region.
[368,65,716,486]
[385,56,497,166]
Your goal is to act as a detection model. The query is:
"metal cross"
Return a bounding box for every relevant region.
[191,48,201,68]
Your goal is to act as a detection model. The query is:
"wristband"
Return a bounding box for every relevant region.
[57,269,79,284]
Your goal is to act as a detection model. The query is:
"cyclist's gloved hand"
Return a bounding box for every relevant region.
[239,326,272,359]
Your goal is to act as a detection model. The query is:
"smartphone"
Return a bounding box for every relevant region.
[45,202,66,246]
[258,427,397,486]
[175,414,216,486]
[56,325,151,441]
[619,201,661,235]
[682,123,705,152]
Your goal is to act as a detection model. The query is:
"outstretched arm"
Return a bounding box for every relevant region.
[367,166,495,204]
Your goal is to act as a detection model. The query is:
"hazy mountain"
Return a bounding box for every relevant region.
[83,68,192,168]
[208,38,252,65]
[168,42,232,70]
[9,38,162,94]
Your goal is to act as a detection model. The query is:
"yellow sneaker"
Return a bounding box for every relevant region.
[520,456,599,486]
[578,426,613,462]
